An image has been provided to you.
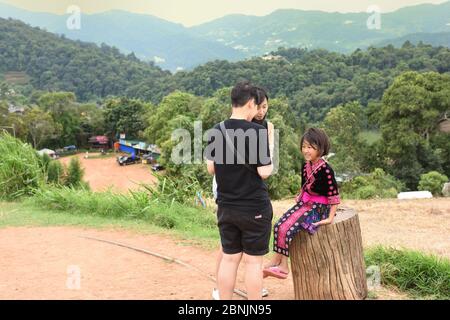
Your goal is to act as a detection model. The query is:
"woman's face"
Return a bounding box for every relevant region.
[255,98,269,121]
[301,140,321,162]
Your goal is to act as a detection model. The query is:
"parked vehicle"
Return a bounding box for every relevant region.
[117,155,140,166]
[63,145,77,151]
[151,163,164,171]
[142,153,157,164]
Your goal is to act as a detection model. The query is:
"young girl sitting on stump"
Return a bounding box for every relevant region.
[263,128,340,279]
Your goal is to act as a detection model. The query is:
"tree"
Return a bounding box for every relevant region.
[379,71,450,189]
[23,107,59,149]
[323,101,366,174]
[104,97,152,140]
[37,92,80,147]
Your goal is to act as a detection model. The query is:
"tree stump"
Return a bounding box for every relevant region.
[290,208,368,300]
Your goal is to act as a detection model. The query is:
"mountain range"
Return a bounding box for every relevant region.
[0,1,449,71]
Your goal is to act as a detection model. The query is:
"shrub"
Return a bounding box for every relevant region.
[341,168,404,199]
[65,157,85,187]
[418,171,448,196]
[47,160,64,185]
[0,132,44,199]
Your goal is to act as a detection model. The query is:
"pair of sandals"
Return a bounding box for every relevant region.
[263,264,289,279]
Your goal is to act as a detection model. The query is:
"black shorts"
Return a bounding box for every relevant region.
[217,204,273,256]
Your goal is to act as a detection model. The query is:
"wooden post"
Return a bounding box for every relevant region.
[290,208,368,300]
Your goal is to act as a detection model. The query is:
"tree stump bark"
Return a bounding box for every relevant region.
[290,208,368,300]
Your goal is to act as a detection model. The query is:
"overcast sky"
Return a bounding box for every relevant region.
[1,0,448,26]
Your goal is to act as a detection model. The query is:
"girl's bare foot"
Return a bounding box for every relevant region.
[277,257,290,274]
[277,264,289,275]
[264,256,282,269]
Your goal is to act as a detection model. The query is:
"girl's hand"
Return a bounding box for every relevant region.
[312,218,333,227]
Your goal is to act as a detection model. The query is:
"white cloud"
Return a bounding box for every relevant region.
[233,45,249,51]
[153,56,166,64]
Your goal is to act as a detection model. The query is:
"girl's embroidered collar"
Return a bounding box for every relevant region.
[308,158,325,171]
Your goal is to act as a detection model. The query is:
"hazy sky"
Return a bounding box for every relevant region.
[1,0,448,26]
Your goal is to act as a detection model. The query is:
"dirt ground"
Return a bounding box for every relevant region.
[59,153,157,192]
[1,197,448,300]
[0,226,408,300]
[273,198,450,259]
[2,154,448,300]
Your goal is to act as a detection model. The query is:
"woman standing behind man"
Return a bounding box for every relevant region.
[211,86,275,300]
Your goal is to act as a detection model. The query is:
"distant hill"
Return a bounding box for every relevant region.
[375,32,450,47]
[0,17,171,101]
[0,3,245,71]
[190,2,450,56]
[0,1,449,70]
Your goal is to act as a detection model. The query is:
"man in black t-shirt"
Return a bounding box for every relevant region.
[205,81,273,300]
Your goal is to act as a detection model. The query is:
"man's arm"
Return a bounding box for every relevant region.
[268,122,275,159]
[257,124,273,179]
[207,159,215,175]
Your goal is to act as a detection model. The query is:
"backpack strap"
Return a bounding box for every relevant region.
[219,121,258,176]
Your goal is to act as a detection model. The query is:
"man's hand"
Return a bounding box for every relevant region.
[257,164,273,179]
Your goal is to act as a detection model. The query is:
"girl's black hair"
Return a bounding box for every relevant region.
[300,128,330,157]
[255,86,269,104]
[252,86,269,125]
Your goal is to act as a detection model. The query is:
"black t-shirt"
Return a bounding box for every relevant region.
[206,119,272,211]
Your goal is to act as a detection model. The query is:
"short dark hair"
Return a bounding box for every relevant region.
[300,128,330,157]
[231,81,260,108]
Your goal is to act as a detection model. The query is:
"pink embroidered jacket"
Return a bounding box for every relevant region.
[299,158,341,205]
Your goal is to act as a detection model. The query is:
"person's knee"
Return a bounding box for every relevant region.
[243,253,263,265]
[222,252,242,263]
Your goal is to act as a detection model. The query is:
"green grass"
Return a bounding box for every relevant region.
[0,200,220,249]
[26,185,220,247]
[365,246,450,300]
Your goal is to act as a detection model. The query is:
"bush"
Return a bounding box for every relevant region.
[39,153,52,172]
[418,171,448,196]
[47,160,64,185]
[355,185,377,199]
[65,157,85,187]
[0,132,45,199]
[341,168,404,199]
[365,246,450,299]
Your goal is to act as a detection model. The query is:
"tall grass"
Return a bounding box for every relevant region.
[28,185,217,232]
[0,132,45,199]
[143,170,210,205]
[365,246,450,299]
